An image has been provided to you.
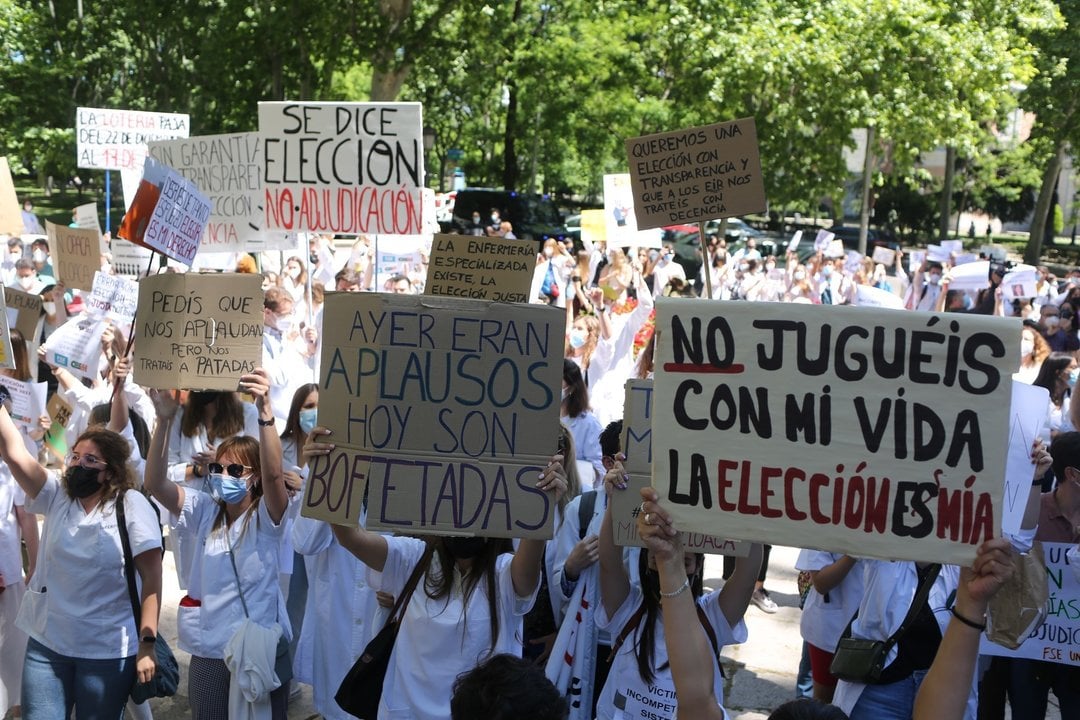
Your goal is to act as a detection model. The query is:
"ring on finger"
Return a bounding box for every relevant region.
[645,513,651,524]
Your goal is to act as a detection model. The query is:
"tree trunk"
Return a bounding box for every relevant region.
[1024,139,1067,265]
[502,82,519,190]
[938,145,956,242]
[857,126,875,256]
[370,64,410,101]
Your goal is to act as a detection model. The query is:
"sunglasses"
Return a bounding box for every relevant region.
[208,462,252,478]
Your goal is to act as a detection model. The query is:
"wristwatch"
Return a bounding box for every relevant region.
[257,416,276,427]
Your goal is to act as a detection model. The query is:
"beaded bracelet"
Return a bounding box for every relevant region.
[659,578,690,598]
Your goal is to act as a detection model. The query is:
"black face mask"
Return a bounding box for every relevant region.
[65,465,102,499]
[444,536,488,560]
[309,253,319,265]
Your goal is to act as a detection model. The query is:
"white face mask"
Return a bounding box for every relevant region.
[543,247,554,258]
[286,267,301,280]
[275,315,294,334]
[1046,316,1060,330]
[32,250,46,264]
[793,271,806,281]
[929,273,942,285]
[1021,338,1035,358]
[42,301,56,315]
[18,276,34,290]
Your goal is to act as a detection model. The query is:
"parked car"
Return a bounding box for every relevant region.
[444,188,568,242]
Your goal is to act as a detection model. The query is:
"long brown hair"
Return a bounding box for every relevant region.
[5,328,30,381]
[426,537,514,653]
[181,391,246,440]
[562,358,590,418]
[65,428,136,503]
[210,436,263,534]
[634,550,705,685]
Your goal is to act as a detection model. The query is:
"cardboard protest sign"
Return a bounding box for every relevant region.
[85,271,138,328]
[854,285,905,310]
[117,157,210,266]
[0,157,21,235]
[980,543,1079,666]
[844,250,863,274]
[42,316,110,381]
[604,174,662,248]
[927,244,951,263]
[148,133,294,254]
[786,231,803,255]
[824,239,845,259]
[304,293,565,537]
[652,298,1018,565]
[425,234,534,303]
[908,250,926,273]
[626,117,766,230]
[0,376,46,427]
[580,209,606,248]
[612,379,749,555]
[74,201,102,234]
[258,101,425,235]
[46,222,100,291]
[814,230,835,252]
[110,240,157,278]
[76,107,190,171]
[871,246,895,266]
[4,287,42,342]
[1002,265,1039,300]
[0,290,13,370]
[1001,382,1049,536]
[44,393,72,461]
[132,273,264,391]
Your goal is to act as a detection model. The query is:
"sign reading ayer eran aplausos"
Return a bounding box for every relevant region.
[626,117,766,230]
[303,293,565,538]
[652,298,1018,565]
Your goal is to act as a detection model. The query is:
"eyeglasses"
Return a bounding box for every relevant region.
[67,453,105,467]
[208,463,252,478]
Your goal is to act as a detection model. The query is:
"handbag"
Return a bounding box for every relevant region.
[335,545,434,719]
[116,491,180,704]
[225,526,293,687]
[830,563,940,684]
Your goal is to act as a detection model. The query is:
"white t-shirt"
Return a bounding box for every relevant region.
[18,474,161,659]
[563,411,605,483]
[0,472,27,583]
[368,536,538,720]
[171,490,289,659]
[595,584,746,720]
[795,550,863,652]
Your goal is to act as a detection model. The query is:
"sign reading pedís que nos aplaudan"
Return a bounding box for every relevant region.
[304,293,565,538]
[612,379,749,555]
[652,298,1017,565]
[132,273,264,391]
[258,102,425,236]
[625,117,766,231]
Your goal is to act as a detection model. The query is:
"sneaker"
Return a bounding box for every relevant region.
[751,588,778,613]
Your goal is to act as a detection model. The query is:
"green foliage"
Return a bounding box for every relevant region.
[1054,203,1065,234]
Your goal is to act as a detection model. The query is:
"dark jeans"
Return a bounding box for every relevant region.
[1008,658,1080,719]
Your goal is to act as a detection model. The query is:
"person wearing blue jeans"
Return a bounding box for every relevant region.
[22,638,136,719]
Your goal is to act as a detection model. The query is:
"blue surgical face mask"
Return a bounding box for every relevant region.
[299,408,318,435]
[209,473,250,505]
[1069,368,1080,387]
[568,328,587,349]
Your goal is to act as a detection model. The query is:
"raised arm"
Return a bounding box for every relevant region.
[913,538,1013,720]
[598,454,631,616]
[242,368,287,524]
[144,389,185,516]
[511,453,568,598]
[637,487,724,720]
[717,542,763,629]
[0,404,47,499]
[108,356,131,434]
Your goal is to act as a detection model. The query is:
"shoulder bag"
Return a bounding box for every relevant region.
[117,490,180,704]
[335,544,435,719]
[829,563,940,684]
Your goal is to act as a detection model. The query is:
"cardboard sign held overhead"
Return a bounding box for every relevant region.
[304,293,565,537]
[604,174,662,248]
[46,221,100,291]
[425,233,534,303]
[258,101,425,235]
[0,376,46,428]
[871,246,896,266]
[42,316,110,381]
[612,379,749,555]
[652,298,1017,566]
[117,156,211,267]
[133,273,264,391]
[148,133,294,254]
[0,290,14,370]
[85,271,139,329]
[580,209,606,248]
[0,157,21,236]
[625,117,766,231]
[4,287,42,342]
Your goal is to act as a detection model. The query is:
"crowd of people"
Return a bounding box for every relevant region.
[0,214,1077,720]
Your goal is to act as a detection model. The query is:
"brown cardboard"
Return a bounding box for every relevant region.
[46,221,101,291]
[304,292,565,537]
[0,158,22,236]
[424,233,534,303]
[625,117,766,230]
[0,288,13,370]
[4,287,42,341]
[132,272,264,390]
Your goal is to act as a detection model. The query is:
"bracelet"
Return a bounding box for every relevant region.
[140,635,156,644]
[950,606,987,631]
[659,577,690,598]
[257,417,276,427]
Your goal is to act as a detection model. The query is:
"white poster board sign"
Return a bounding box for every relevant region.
[76,107,190,171]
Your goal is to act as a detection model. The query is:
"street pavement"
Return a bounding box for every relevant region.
[142,544,1059,720]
